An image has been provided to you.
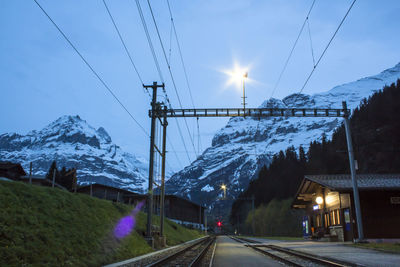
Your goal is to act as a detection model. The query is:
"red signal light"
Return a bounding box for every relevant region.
[217,221,222,227]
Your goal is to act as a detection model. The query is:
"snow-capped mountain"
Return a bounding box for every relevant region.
[166,62,400,207]
[0,115,148,192]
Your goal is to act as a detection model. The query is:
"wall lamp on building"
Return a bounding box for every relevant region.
[316,196,324,205]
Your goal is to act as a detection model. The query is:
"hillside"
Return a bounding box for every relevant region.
[231,80,400,233]
[0,115,149,193]
[0,181,202,266]
[166,62,400,211]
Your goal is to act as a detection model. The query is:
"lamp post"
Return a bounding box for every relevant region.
[242,72,248,115]
[221,184,227,199]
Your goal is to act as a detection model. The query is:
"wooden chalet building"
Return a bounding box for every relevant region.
[0,162,26,180]
[292,174,400,241]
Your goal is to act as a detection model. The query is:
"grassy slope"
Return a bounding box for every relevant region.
[0,181,203,266]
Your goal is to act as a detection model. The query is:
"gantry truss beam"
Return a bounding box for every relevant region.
[150,107,350,118]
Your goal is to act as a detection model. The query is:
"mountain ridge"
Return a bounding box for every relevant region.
[0,115,149,193]
[166,62,400,208]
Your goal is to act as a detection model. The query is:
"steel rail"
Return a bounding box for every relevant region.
[145,236,211,267]
[189,236,216,267]
[265,245,355,267]
[248,245,303,267]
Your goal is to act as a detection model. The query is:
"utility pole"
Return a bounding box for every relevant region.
[342,101,364,242]
[144,82,164,246]
[29,162,32,184]
[242,72,248,116]
[205,207,207,235]
[52,168,56,188]
[160,106,167,238]
[252,194,255,236]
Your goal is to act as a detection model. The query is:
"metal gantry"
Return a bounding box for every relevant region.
[145,81,364,244]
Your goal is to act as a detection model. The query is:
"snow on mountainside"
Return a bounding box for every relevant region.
[166,62,400,207]
[0,115,148,192]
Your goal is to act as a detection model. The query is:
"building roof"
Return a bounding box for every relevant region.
[305,174,400,191]
[77,183,138,195]
[292,174,400,209]
[0,162,26,176]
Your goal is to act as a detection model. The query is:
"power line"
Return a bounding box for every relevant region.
[258,0,357,159]
[299,0,357,94]
[306,19,316,67]
[269,0,316,98]
[135,0,164,83]
[146,0,198,159]
[102,0,150,98]
[134,0,191,164]
[167,0,203,156]
[166,0,196,109]
[33,0,149,137]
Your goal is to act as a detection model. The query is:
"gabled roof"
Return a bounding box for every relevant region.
[292,174,400,209]
[0,162,26,176]
[304,174,400,191]
[77,183,138,195]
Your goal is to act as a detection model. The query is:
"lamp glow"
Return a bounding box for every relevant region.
[316,196,323,205]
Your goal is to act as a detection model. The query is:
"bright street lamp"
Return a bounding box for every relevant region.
[221,184,227,199]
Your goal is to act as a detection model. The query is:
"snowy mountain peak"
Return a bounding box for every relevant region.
[0,116,148,192]
[166,62,400,209]
[259,98,286,108]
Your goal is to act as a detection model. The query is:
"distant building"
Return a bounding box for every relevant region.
[0,162,26,180]
[78,183,205,229]
[77,183,137,202]
[0,161,67,189]
[292,174,400,241]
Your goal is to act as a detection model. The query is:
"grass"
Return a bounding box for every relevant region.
[0,180,203,266]
[350,243,400,254]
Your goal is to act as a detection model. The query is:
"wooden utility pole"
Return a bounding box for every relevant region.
[52,168,56,188]
[252,194,255,236]
[29,162,32,184]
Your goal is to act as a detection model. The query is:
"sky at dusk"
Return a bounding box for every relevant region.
[1,0,400,172]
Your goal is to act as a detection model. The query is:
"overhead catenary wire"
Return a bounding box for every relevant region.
[306,19,316,67]
[258,0,357,159]
[135,0,164,83]
[32,0,149,137]
[167,0,203,156]
[102,0,151,98]
[146,0,198,159]
[269,0,316,99]
[135,0,191,164]
[299,0,357,94]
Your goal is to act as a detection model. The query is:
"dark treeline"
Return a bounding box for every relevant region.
[46,161,77,191]
[230,80,400,234]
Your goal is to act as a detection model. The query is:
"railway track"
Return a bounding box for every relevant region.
[230,236,360,267]
[146,236,216,267]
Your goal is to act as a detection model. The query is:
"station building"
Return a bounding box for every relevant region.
[292,174,400,241]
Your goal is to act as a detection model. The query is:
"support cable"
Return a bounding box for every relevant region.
[269,0,316,98]
[102,0,151,98]
[135,0,164,83]
[135,0,190,164]
[299,0,357,94]
[147,0,198,159]
[167,0,204,156]
[306,18,316,67]
[258,0,357,158]
[33,0,149,137]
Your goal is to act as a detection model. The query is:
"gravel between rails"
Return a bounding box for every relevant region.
[104,236,209,267]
